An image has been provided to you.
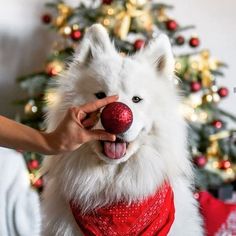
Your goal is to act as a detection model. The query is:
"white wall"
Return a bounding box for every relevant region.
[0,0,235,118]
[0,0,53,118]
[167,0,236,116]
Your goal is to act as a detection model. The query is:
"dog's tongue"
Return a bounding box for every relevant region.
[103,141,126,159]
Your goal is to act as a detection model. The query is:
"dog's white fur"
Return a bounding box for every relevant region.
[42,24,203,235]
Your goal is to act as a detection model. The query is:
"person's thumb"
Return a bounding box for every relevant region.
[85,129,116,142]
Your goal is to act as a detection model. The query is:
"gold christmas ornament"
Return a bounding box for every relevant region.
[189,50,221,89]
[157,7,168,22]
[202,94,213,104]
[207,140,220,158]
[132,9,153,32]
[202,89,221,104]
[201,69,213,88]
[54,3,72,28]
[201,50,210,60]
[114,2,151,39]
[129,0,148,7]
[201,50,220,71]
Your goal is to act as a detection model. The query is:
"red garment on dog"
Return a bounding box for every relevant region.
[70,183,175,236]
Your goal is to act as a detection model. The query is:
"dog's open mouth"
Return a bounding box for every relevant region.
[101,137,129,159]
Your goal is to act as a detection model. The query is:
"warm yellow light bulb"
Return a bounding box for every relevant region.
[107,8,114,15]
[175,62,182,71]
[63,26,72,35]
[103,18,110,26]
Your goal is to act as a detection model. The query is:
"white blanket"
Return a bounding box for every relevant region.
[0,148,40,236]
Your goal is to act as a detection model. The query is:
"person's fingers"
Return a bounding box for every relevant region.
[68,107,87,125]
[80,95,118,113]
[84,129,116,142]
[82,112,99,128]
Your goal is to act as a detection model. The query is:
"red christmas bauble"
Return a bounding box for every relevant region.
[194,155,207,168]
[166,20,178,31]
[134,39,145,50]
[42,14,52,24]
[33,178,43,188]
[190,81,201,92]
[175,35,185,46]
[101,102,133,134]
[189,37,200,48]
[212,120,223,129]
[28,160,39,170]
[71,30,82,41]
[219,160,231,170]
[102,0,113,4]
[218,87,229,98]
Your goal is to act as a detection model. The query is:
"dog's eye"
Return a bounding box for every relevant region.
[95,92,106,99]
[132,96,143,103]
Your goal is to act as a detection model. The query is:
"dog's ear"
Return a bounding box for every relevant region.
[141,34,174,78]
[75,24,114,65]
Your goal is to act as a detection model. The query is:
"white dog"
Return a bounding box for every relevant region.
[42,24,203,236]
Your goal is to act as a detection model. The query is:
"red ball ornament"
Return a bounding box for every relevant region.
[190,81,201,92]
[175,35,185,46]
[218,87,229,98]
[194,155,207,168]
[189,37,200,48]
[42,14,52,24]
[101,102,133,134]
[212,120,223,129]
[166,20,178,31]
[70,30,82,41]
[134,39,145,50]
[33,178,43,188]
[28,160,39,170]
[102,0,113,4]
[219,160,231,170]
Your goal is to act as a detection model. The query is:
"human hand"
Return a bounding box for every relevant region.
[45,95,118,154]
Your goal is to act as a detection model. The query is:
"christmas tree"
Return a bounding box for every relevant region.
[16,0,236,192]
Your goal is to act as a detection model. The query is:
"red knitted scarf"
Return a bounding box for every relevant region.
[70,183,175,236]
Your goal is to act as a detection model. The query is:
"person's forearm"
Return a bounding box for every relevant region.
[0,116,58,154]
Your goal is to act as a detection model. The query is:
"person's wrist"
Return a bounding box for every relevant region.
[41,132,64,155]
